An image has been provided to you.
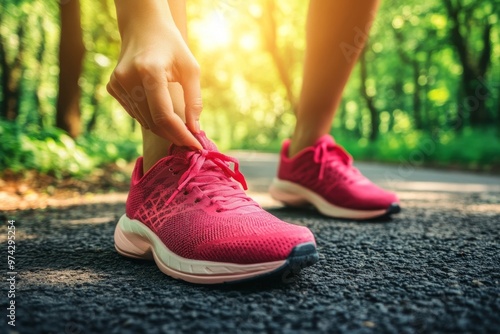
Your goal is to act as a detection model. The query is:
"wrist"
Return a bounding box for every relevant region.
[114,0,174,40]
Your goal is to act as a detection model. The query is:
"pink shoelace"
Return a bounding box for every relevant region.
[313,141,363,184]
[165,149,256,211]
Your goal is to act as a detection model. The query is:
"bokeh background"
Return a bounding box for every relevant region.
[1,0,499,177]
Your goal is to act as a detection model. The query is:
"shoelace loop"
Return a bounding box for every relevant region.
[165,149,250,208]
[314,142,354,181]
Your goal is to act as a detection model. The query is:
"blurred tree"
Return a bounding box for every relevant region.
[258,0,297,113]
[0,1,25,120]
[56,0,85,138]
[1,0,499,173]
[443,0,494,127]
[393,18,440,130]
[360,46,379,141]
[32,16,47,128]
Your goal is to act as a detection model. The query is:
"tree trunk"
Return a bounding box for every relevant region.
[442,0,492,127]
[33,16,47,128]
[392,78,404,132]
[464,77,489,126]
[86,74,103,134]
[412,61,423,130]
[497,83,500,135]
[0,23,24,120]
[392,26,423,132]
[338,98,347,133]
[423,51,433,131]
[260,0,297,113]
[360,48,378,141]
[56,0,85,138]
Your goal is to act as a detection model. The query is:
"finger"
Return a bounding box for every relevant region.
[110,74,151,129]
[181,64,203,134]
[107,82,137,121]
[108,76,147,127]
[142,75,203,150]
[152,111,202,150]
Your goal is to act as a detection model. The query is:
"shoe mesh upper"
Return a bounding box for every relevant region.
[277,135,398,210]
[125,132,315,264]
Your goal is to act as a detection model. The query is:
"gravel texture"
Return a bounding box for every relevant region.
[1,158,499,334]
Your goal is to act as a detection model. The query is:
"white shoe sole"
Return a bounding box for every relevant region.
[269,178,394,220]
[114,214,318,284]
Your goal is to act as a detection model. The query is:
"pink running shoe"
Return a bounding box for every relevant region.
[114,132,318,284]
[269,135,400,220]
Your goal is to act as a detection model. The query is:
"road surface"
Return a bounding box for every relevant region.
[1,154,499,333]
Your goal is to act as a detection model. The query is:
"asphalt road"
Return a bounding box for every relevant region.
[1,154,499,334]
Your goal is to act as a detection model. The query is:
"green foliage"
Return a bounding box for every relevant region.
[334,128,500,171]
[0,119,140,177]
[0,0,499,176]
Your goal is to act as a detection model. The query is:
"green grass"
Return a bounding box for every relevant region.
[333,129,500,172]
[0,120,141,178]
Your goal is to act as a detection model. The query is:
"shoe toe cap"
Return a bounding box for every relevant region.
[195,225,316,264]
[341,184,399,210]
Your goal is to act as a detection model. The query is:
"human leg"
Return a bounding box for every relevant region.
[289,0,380,157]
[141,0,190,172]
[114,1,319,284]
[270,0,400,219]
[141,82,185,172]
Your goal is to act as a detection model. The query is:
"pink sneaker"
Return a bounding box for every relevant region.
[269,135,400,220]
[114,132,318,284]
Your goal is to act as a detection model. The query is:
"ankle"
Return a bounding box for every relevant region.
[288,141,306,159]
[142,128,171,174]
[142,154,164,173]
[288,135,320,158]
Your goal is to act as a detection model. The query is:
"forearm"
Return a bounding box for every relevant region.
[108,0,202,150]
[114,0,175,42]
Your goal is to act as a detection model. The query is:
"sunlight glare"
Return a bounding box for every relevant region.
[194,11,231,50]
[239,34,258,50]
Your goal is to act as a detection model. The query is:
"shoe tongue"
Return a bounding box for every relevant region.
[194,131,218,151]
[315,134,336,147]
[316,134,353,165]
[169,131,219,155]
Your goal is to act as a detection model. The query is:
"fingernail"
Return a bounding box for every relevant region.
[190,144,202,151]
[195,121,200,133]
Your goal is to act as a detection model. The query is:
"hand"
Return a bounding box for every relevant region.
[107,0,203,150]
